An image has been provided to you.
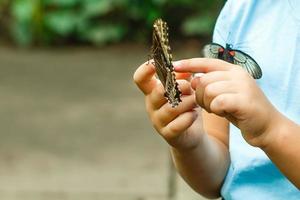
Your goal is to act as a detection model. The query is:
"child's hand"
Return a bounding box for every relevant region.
[175,58,280,148]
[133,61,203,150]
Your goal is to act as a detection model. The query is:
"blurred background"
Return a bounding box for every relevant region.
[0,0,224,200]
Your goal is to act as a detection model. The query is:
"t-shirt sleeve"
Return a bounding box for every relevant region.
[212,1,233,45]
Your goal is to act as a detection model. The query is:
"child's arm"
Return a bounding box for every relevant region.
[175,58,300,189]
[171,110,230,198]
[133,62,230,198]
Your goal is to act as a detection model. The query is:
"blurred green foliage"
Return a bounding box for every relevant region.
[0,0,224,46]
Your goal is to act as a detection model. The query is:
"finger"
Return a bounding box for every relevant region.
[210,93,240,117]
[173,58,235,73]
[195,85,205,110]
[202,81,237,112]
[177,79,193,95]
[155,95,197,127]
[146,83,167,110]
[193,71,234,109]
[148,79,193,110]
[175,72,192,81]
[191,77,201,91]
[133,61,157,95]
[161,110,198,141]
[191,71,233,90]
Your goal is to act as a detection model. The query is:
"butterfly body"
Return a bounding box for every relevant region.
[203,43,263,79]
[150,19,181,107]
[216,43,234,63]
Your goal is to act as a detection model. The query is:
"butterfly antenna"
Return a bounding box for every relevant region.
[215,28,227,43]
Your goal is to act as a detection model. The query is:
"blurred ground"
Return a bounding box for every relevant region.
[0,42,212,200]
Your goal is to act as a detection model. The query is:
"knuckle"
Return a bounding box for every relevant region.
[167,124,181,136]
[160,126,174,140]
[204,84,215,98]
[198,76,208,87]
[159,127,168,137]
[216,95,228,109]
[151,113,164,131]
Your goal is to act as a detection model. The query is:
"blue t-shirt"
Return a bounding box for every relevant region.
[212,0,300,199]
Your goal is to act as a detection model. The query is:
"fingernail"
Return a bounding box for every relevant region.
[193,73,204,78]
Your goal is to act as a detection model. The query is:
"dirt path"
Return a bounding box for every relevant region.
[0,44,209,200]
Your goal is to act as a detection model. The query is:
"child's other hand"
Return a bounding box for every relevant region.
[175,58,279,148]
[133,61,203,150]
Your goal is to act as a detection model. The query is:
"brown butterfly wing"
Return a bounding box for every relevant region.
[151,19,181,107]
[151,30,168,87]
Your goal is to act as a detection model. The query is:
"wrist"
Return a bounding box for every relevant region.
[255,110,288,150]
[261,115,298,154]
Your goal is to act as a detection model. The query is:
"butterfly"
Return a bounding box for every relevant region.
[150,18,181,107]
[203,43,262,79]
